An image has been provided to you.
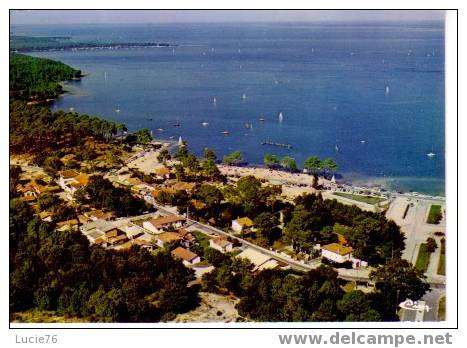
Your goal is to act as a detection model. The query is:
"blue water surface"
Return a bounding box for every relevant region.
[11,22,445,195]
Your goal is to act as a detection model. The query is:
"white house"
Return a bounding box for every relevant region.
[142,215,185,233]
[321,243,353,264]
[231,217,254,233]
[57,170,89,199]
[171,247,201,266]
[236,248,285,272]
[209,237,233,253]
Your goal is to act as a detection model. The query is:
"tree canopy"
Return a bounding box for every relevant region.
[10,53,81,101]
[10,199,199,322]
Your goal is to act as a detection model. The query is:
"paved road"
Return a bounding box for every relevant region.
[422,287,446,321]
[151,204,447,286]
[386,196,446,267]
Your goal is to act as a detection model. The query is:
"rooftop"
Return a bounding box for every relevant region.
[81,219,116,234]
[234,217,254,227]
[60,169,80,179]
[236,248,271,268]
[155,166,170,175]
[146,215,185,228]
[211,237,232,248]
[322,243,353,256]
[157,231,182,243]
[171,247,199,262]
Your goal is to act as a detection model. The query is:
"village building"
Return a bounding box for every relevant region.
[155,231,182,247]
[166,180,197,193]
[320,243,368,269]
[231,217,254,233]
[171,247,201,266]
[236,248,287,272]
[57,170,89,199]
[83,209,114,221]
[321,243,353,264]
[80,219,117,245]
[38,211,53,222]
[154,166,171,180]
[142,215,185,233]
[178,228,195,248]
[209,237,233,253]
[55,219,79,232]
[118,224,145,240]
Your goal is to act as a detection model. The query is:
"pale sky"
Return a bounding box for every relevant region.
[10,10,445,25]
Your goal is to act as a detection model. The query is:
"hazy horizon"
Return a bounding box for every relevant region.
[10,10,445,26]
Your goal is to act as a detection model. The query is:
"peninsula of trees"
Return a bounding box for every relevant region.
[10,35,175,52]
[10,53,82,101]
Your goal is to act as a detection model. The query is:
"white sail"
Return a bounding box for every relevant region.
[278,112,283,122]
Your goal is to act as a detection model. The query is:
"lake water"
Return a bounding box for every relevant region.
[12,22,445,195]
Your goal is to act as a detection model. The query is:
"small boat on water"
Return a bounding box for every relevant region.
[427,146,436,158]
[360,140,366,144]
[278,112,284,122]
[262,140,292,149]
[157,128,164,132]
[259,117,265,122]
[147,118,153,121]
[385,85,390,95]
[212,97,217,104]
[115,105,121,113]
[202,122,209,126]
[173,121,181,127]
[242,93,247,100]
[69,107,75,112]
[221,130,230,135]
[335,144,339,152]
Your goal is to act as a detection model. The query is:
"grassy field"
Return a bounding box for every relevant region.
[192,230,211,249]
[333,192,386,205]
[415,243,431,273]
[438,238,446,275]
[427,204,443,224]
[438,296,446,321]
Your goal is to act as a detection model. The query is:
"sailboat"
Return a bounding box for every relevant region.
[335,144,339,152]
[202,122,209,126]
[259,116,265,122]
[104,72,107,81]
[178,136,183,146]
[427,146,436,158]
[212,97,217,105]
[385,85,390,95]
[115,105,121,113]
[278,112,284,122]
[242,93,247,100]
